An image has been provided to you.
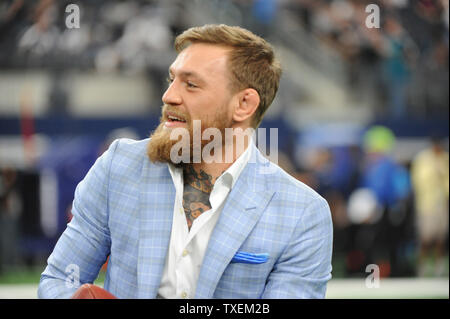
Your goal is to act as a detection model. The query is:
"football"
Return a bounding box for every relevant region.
[71,284,117,299]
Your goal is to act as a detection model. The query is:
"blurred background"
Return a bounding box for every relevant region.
[0,0,448,298]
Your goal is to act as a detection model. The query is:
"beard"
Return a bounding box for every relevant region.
[147,104,232,166]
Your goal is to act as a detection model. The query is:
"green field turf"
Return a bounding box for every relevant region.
[0,266,106,285]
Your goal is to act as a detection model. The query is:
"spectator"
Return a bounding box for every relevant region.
[0,167,22,274]
[358,126,411,276]
[410,135,449,277]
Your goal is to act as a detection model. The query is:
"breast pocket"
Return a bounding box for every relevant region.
[215,259,273,298]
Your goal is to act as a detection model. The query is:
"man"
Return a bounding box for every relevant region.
[411,136,449,277]
[38,24,333,299]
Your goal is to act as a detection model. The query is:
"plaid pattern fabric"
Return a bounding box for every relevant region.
[38,138,333,299]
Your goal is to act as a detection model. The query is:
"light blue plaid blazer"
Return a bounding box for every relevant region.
[38,138,333,299]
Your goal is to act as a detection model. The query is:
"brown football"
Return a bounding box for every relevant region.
[71,284,117,299]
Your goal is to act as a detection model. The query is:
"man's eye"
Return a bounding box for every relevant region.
[166,77,174,84]
[187,81,197,88]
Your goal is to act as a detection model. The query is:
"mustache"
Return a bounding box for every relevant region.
[161,104,190,121]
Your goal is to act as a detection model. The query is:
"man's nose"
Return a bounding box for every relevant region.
[162,81,182,106]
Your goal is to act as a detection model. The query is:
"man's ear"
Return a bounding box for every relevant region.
[232,88,260,124]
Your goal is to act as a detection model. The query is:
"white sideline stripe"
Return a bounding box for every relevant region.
[326,278,449,299]
[0,284,38,299]
[0,279,448,299]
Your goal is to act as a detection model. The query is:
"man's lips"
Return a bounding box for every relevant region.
[164,111,187,127]
[165,111,187,122]
[164,120,187,128]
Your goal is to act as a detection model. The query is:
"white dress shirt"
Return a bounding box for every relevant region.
[157,143,252,299]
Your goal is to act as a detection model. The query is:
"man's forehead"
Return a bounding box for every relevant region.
[170,43,230,76]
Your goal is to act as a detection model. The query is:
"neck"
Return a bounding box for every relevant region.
[183,130,251,188]
[184,162,230,190]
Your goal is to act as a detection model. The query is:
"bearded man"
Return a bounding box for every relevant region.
[38,24,333,299]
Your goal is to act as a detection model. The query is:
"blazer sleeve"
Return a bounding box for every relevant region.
[261,196,333,299]
[37,139,119,298]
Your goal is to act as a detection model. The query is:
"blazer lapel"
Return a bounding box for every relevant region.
[137,161,174,298]
[195,145,275,298]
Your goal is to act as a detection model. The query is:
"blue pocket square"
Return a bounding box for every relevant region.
[231,251,269,264]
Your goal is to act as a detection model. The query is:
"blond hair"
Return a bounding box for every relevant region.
[174,24,282,127]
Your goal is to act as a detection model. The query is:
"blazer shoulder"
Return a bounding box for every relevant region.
[265,162,328,210]
[107,137,150,176]
[270,162,322,196]
[113,137,149,157]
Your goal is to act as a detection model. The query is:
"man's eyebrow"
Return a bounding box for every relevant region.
[168,68,205,82]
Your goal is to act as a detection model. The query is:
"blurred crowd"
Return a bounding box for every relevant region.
[283,0,449,118]
[0,0,183,103]
[288,126,448,278]
[0,0,448,279]
[1,0,449,117]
